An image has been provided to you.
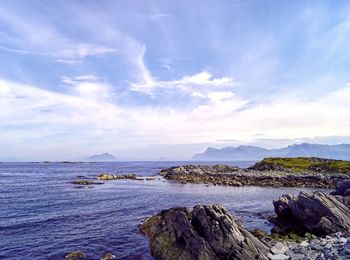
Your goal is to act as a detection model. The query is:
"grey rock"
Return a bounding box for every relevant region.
[310,243,323,251]
[325,243,333,249]
[269,191,350,236]
[288,253,304,260]
[340,237,348,243]
[101,253,116,260]
[294,246,307,255]
[140,204,269,260]
[267,253,290,260]
[271,242,289,255]
[331,180,350,196]
[300,241,309,247]
[293,246,307,254]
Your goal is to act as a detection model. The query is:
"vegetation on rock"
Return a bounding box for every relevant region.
[250,157,350,173]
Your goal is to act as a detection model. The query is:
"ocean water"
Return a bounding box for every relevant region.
[0,161,320,259]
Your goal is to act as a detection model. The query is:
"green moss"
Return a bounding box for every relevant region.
[270,231,303,242]
[251,229,308,242]
[261,157,350,173]
[250,229,269,239]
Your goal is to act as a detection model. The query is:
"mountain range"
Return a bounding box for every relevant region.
[192,143,350,161]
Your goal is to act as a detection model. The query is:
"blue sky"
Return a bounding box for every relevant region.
[1,0,350,160]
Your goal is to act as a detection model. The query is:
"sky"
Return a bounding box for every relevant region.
[1,0,350,161]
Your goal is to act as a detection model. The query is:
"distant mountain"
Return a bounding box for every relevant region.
[192,143,350,161]
[86,153,117,161]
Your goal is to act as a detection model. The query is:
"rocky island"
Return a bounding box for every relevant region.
[160,157,350,188]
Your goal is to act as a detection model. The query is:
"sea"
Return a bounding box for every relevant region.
[0,161,320,259]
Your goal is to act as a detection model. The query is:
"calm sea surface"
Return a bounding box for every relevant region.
[0,161,320,259]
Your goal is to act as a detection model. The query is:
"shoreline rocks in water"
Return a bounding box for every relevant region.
[97,173,139,180]
[140,204,269,260]
[160,157,350,188]
[140,179,350,260]
[96,173,157,181]
[65,251,85,259]
[71,180,104,185]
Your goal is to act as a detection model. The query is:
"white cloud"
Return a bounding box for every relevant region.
[129,70,239,95]
[1,77,350,159]
[2,78,350,142]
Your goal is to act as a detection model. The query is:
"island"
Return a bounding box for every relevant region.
[160,157,350,188]
[86,153,117,161]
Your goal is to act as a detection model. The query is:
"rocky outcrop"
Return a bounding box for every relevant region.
[100,252,116,260]
[140,204,269,260]
[269,191,350,236]
[160,165,347,188]
[65,251,85,259]
[97,173,138,180]
[96,173,157,181]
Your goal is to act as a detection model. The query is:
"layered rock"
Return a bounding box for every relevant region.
[269,191,350,236]
[140,204,269,260]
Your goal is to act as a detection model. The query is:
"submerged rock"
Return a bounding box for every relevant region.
[140,204,269,260]
[71,180,104,185]
[65,250,85,259]
[269,191,350,236]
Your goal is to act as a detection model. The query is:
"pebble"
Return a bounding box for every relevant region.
[271,242,289,255]
[325,243,332,249]
[300,241,309,247]
[340,237,348,243]
[288,253,304,260]
[267,253,290,260]
[269,232,350,260]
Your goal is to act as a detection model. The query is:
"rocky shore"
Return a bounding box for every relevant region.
[140,204,269,259]
[160,157,350,188]
[140,180,350,259]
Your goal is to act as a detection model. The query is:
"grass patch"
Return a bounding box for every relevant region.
[260,157,350,173]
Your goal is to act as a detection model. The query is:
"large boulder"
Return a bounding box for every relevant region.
[269,191,350,236]
[331,180,350,196]
[140,205,268,260]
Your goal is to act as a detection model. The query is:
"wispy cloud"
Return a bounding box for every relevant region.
[129,69,239,96]
[134,13,171,20]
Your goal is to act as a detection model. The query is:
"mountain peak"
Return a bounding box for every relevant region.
[86,153,117,161]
